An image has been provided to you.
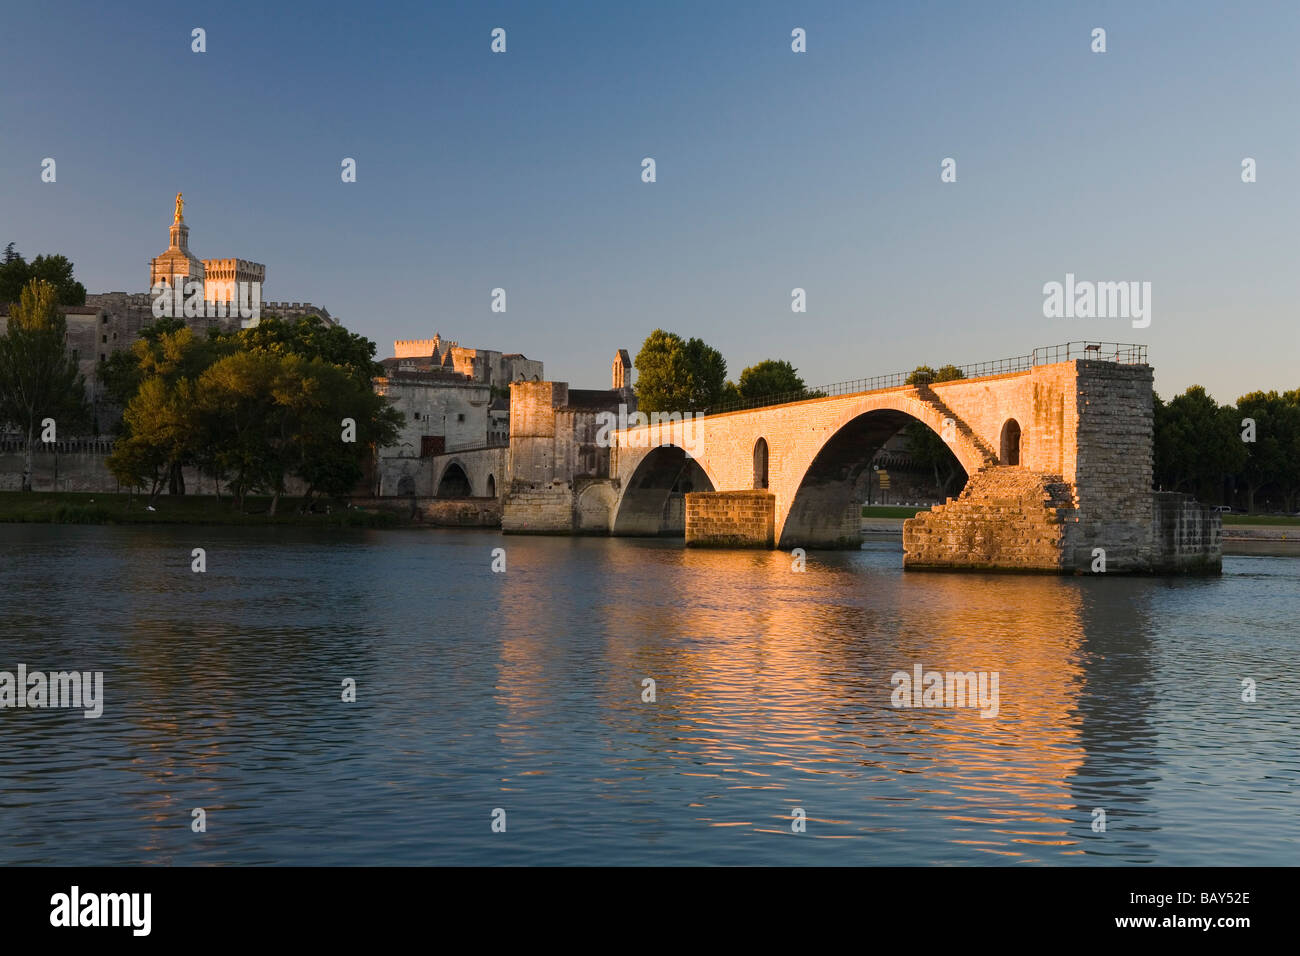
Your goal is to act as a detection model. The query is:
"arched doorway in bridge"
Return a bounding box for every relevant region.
[486,474,496,498]
[1000,419,1021,466]
[753,438,769,490]
[436,462,472,497]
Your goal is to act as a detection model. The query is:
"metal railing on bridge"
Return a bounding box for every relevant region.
[703,341,1148,415]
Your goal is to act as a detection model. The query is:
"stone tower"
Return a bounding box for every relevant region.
[149,192,205,291]
[147,193,266,303]
[612,349,632,390]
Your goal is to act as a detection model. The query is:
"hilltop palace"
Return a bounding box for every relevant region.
[0,195,339,432]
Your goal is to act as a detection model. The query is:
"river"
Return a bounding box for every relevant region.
[1,524,1296,865]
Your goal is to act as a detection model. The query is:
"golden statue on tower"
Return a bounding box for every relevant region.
[174,192,184,223]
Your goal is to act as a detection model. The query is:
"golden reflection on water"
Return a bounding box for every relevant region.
[497,541,1098,859]
[6,525,1289,864]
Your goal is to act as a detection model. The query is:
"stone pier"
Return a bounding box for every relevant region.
[685,491,774,547]
[902,361,1221,573]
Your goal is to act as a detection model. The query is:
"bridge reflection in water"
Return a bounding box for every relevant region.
[495,537,1164,863]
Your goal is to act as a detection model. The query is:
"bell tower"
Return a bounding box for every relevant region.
[149,192,205,291]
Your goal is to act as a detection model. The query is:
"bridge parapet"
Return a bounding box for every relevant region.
[701,341,1148,417]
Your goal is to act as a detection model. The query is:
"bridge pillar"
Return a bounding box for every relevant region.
[904,360,1221,573]
[685,491,774,548]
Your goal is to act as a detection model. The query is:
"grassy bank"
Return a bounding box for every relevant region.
[861,505,927,519]
[0,491,399,528]
[1222,514,1300,526]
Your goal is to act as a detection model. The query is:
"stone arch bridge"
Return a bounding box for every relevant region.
[605,342,1219,573]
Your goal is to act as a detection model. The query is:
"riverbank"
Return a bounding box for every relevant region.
[4,492,1295,542]
[0,491,399,528]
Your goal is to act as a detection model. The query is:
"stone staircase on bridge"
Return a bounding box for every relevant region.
[912,385,1001,472]
[903,468,1078,571]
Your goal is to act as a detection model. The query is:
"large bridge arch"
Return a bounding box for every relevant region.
[766,390,997,548]
[611,444,718,536]
[776,404,973,548]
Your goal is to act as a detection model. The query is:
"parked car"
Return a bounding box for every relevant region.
[1213,505,1233,513]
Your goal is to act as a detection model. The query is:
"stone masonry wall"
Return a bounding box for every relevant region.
[352,496,501,527]
[685,491,775,548]
[1069,361,1156,570]
[502,480,576,533]
[1152,492,1222,572]
[903,468,1075,571]
[0,442,304,496]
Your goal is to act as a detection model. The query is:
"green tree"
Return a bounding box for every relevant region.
[0,248,86,306]
[633,329,728,413]
[106,315,399,510]
[28,254,86,306]
[108,376,198,502]
[737,359,806,402]
[1282,390,1300,512]
[1152,386,1245,501]
[100,318,194,414]
[105,324,233,497]
[285,360,403,508]
[195,350,290,511]
[1234,391,1292,512]
[0,279,89,490]
[903,364,966,497]
[192,350,402,514]
[240,314,382,386]
[0,245,29,303]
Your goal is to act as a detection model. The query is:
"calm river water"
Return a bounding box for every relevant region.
[1,524,1296,865]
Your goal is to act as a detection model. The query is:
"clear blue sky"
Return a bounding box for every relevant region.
[2,0,1296,402]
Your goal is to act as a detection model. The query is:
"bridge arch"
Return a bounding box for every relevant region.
[776,395,991,548]
[435,459,472,497]
[612,444,717,536]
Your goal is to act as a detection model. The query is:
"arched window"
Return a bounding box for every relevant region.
[753,437,769,490]
[1000,419,1021,466]
[486,474,496,498]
